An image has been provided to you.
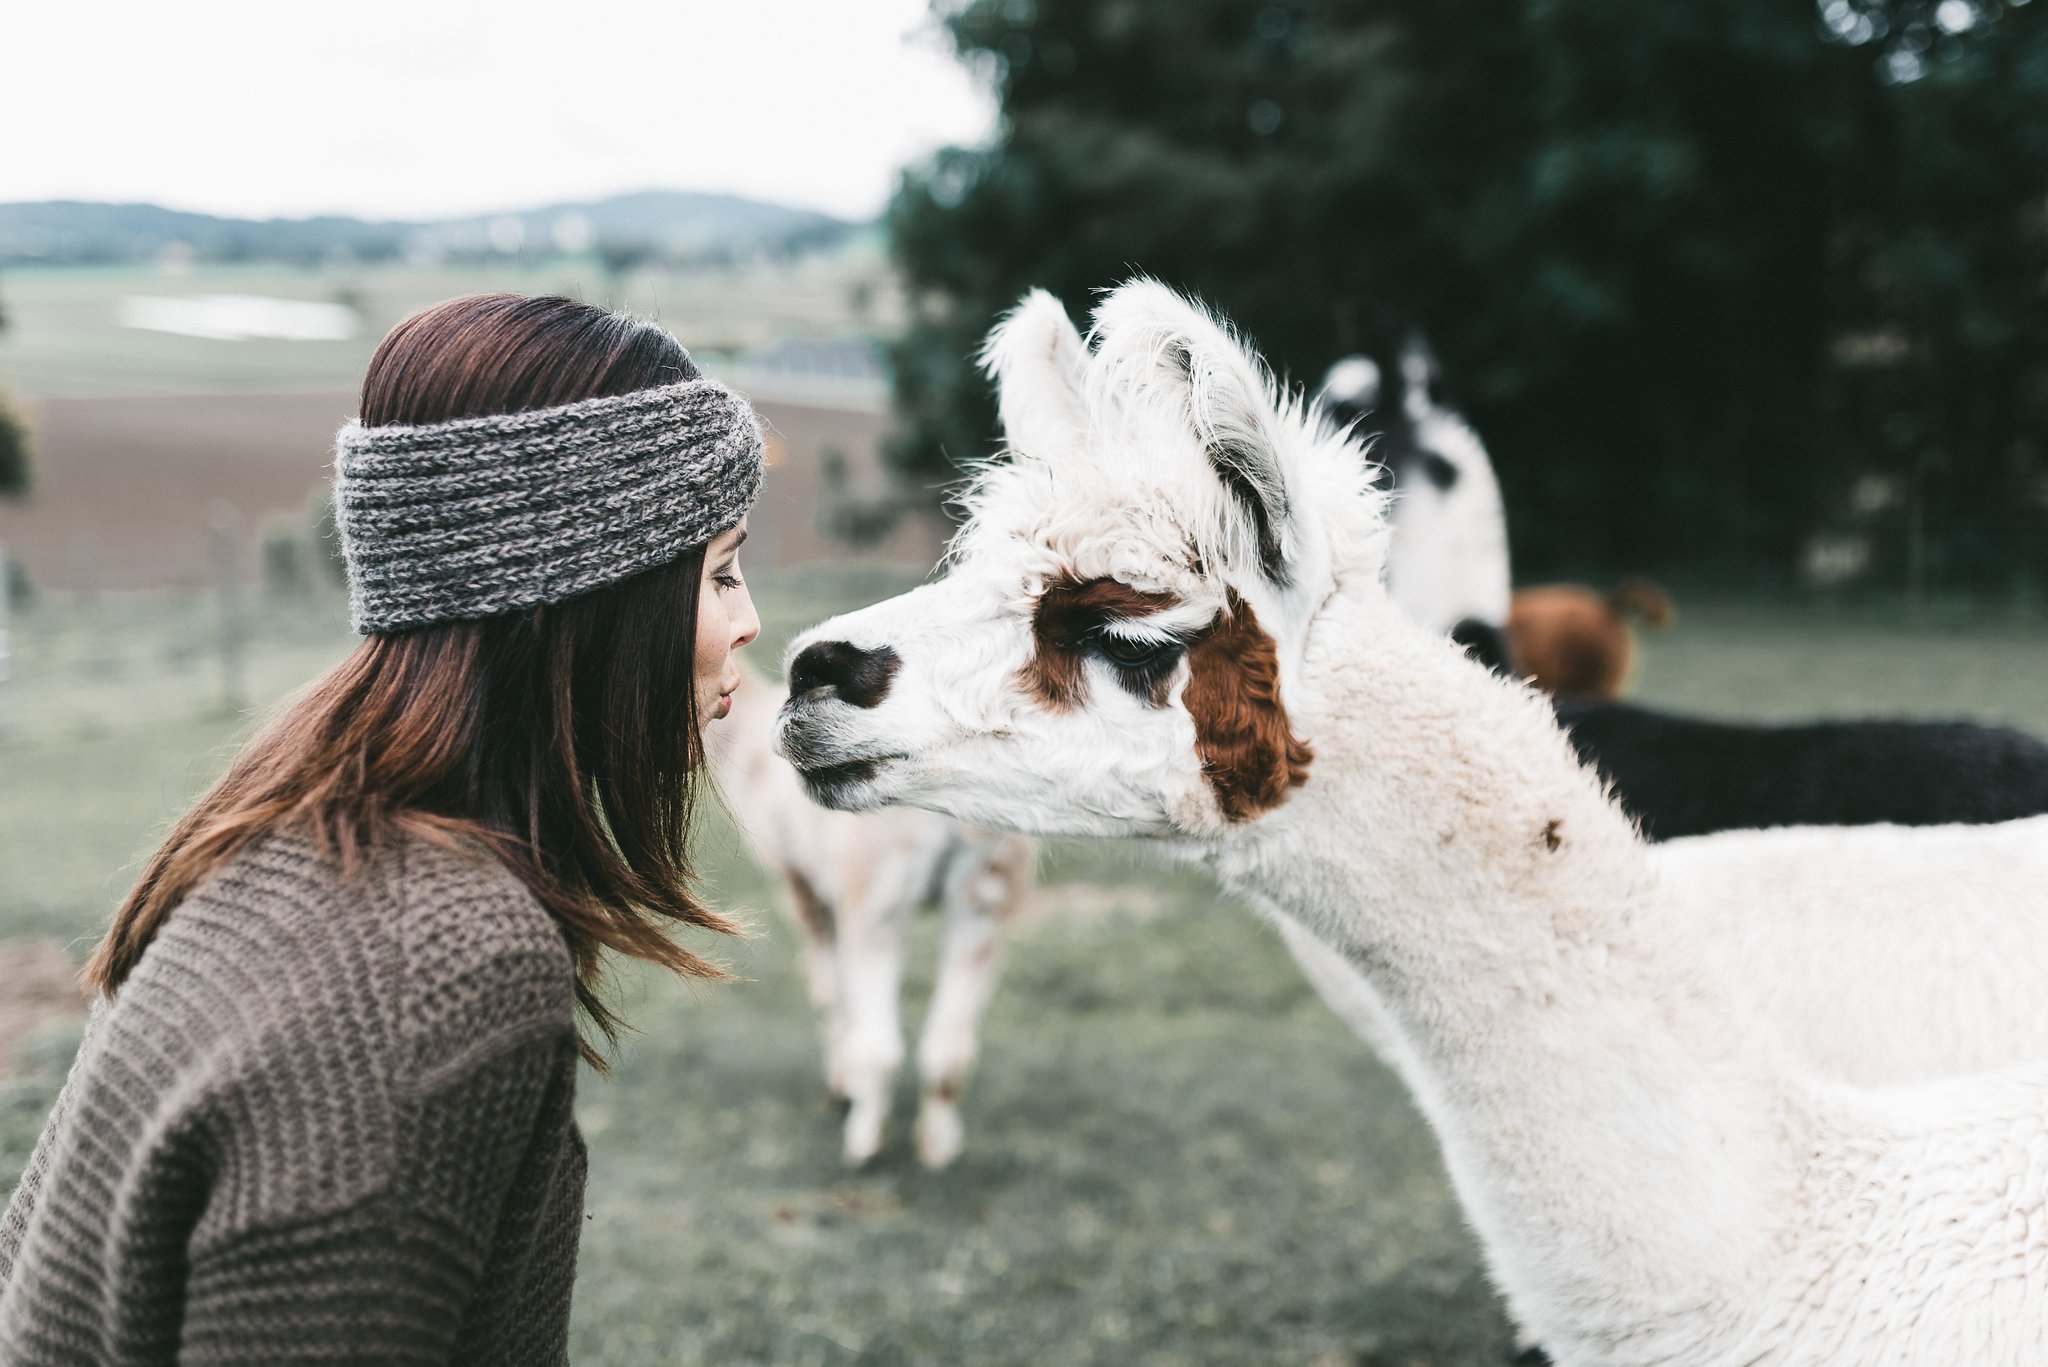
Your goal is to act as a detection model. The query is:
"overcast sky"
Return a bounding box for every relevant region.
[4,0,998,222]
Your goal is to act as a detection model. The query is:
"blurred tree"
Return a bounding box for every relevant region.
[1821,0,2048,590]
[890,0,2047,589]
[307,487,349,587]
[0,385,28,497]
[258,512,314,599]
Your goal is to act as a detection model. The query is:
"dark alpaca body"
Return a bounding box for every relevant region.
[1556,700,2048,841]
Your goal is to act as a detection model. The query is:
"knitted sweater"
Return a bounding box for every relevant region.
[0,829,586,1365]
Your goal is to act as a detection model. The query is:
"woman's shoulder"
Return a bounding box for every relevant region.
[372,830,578,1064]
[153,825,575,1063]
[46,830,582,1266]
[374,829,572,972]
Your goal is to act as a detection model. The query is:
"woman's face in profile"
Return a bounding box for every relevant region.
[697,521,761,723]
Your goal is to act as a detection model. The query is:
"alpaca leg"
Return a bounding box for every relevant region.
[834,877,909,1167]
[914,835,1032,1168]
[783,870,845,1100]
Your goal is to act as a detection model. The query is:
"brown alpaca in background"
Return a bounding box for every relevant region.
[1507,577,1673,698]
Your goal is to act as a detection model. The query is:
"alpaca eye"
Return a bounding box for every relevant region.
[1095,633,1176,669]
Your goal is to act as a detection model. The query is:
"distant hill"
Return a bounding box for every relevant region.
[0,191,859,268]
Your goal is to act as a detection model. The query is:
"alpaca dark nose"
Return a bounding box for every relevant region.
[788,641,901,709]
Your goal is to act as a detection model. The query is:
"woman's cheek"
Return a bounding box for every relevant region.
[694,586,719,690]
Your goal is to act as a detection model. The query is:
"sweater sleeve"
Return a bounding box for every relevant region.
[0,1070,69,1289]
[0,1001,99,1289]
[176,1026,580,1366]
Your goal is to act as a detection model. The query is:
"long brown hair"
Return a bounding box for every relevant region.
[86,295,738,1065]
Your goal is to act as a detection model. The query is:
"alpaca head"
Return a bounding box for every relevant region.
[777,281,1387,838]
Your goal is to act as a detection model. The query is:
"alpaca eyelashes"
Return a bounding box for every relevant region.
[1088,628,1188,704]
[1091,629,1182,670]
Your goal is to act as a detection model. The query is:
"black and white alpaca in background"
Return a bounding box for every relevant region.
[1320,336,2048,837]
[777,282,2048,1364]
[1317,342,1514,674]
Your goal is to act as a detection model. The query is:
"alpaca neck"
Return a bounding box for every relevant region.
[1233,588,1800,1347]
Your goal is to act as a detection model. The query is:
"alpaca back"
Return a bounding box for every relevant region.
[1655,815,2048,1085]
[1750,1061,2048,1365]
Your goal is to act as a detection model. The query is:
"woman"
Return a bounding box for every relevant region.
[0,295,762,1363]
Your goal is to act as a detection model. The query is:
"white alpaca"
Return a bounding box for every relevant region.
[775,282,2048,1364]
[708,666,1033,1168]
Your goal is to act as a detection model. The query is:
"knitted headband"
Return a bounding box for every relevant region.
[333,378,764,634]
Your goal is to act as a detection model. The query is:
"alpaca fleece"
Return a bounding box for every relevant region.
[334,377,764,633]
[0,831,584,1366]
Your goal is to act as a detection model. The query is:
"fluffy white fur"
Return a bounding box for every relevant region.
[710,666,1033,1167]
[1275,815,2048,1088]
[777,281,2048,1363]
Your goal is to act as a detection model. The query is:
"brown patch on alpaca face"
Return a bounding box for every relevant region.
[1022,574,1182,710]
[1183,590,1312,821]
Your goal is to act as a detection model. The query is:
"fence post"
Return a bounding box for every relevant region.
[210,502,247,713]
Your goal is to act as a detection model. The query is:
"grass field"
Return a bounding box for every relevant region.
[2,578,2045,1365]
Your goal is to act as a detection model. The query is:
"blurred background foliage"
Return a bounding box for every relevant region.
[889,0,2048,593]
[0,394,25,499]
[0,275,23,497]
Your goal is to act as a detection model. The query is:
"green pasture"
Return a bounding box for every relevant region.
[2,579,2045,1365]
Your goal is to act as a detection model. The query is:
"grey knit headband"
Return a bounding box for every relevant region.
[333,378,764,634]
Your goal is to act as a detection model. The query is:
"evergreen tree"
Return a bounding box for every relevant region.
[0,385,27,498]
[890,0,2048,588]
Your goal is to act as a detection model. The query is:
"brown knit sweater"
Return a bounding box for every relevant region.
[0,829,586,1365]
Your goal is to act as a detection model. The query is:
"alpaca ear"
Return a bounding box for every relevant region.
[1398,333,1439,413]
[980,289,1089,462]
[1091,280,1296,585]
[1317,355,1383,416]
